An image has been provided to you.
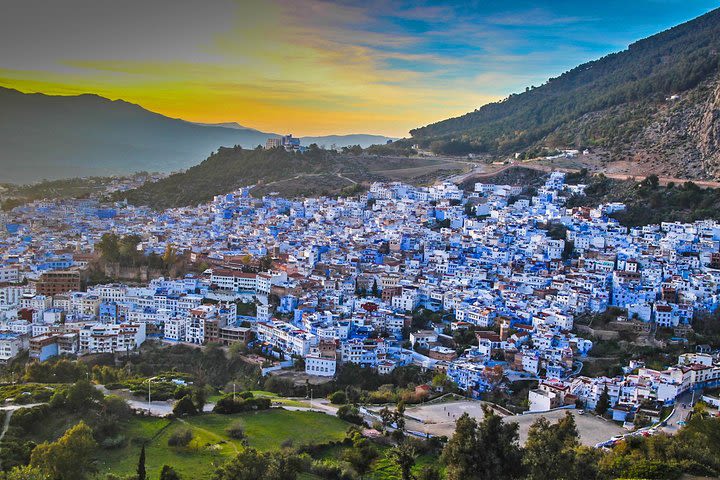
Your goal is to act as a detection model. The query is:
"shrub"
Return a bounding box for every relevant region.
[336,405,363,425]
[225,422,245,440]
[11,405,52,432]
[213,395,271,414]
[167,428,193,447]
[99,435,126,449]
[329,391,347,405]
[310,460,356,480]
[172,395,198,417]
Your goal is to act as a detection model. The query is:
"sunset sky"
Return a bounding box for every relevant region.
[1,0,717,137]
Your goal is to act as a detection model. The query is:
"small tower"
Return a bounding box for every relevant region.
[499,318,510,341]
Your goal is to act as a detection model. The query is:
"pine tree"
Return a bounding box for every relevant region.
[137,444,146,480]
[596,386,610,415]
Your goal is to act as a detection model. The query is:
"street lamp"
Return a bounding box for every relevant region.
[147,376,159,411]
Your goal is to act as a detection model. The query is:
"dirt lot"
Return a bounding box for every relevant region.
[399,400,625,446]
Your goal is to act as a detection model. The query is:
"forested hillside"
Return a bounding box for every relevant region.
[409,8,720,178]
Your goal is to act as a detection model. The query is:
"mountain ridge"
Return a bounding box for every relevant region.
[407,7,720,179]
[0,87,393,183]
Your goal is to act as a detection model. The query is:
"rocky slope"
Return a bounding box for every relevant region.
[408,8,720,179]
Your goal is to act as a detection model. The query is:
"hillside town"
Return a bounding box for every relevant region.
[0,171,719,424]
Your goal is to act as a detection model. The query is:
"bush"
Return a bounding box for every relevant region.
[225,421,245,440]
[10,405,52,432]
[99,435,126,449]
[212,395,271,414]
[310,460,356,480]
[167,428,193,447]
[172,395,198,417]
[336,405,363,425]
[159,464,182,480]
[329,391,347,405]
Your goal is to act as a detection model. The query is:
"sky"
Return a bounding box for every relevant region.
[1,0,718,137]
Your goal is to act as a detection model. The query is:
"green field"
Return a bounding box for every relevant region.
[247,390,311,408]
[96,409,349,478]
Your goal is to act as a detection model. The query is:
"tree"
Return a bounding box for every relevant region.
[371,280,379,298]
[213,448,269,480]
[441,413,479,480]
[596,386,610,415]
[162,244,176,266]
[441,409,522,480]
[379,406,394,429]
[103,395,131,420]
[388,443,416,480]
[329,390,347,405]
[395,401,406,430]
[342,432,377,478]
[336,404,363,425]
[137,445,146,480]
[159,465,181,480]
[192,387,207,413]
[30,421,97,480]
[173,395,198,417]
[212,448,300,480]
[523,413,582,480]
[417,465,442,480]
[2,465,47,480]
[66,379,102,411]
[474,407,523,479]
[644,174,660,189]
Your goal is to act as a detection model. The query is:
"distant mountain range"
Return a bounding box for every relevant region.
[408,7,720,179]
[0,87,394,183]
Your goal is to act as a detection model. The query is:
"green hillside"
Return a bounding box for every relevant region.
[114,146,334,209]
[408,8,720,158]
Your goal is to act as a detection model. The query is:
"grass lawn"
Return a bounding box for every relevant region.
[187,409,348,451]
[96,409,349,478]
[248,390,311,408]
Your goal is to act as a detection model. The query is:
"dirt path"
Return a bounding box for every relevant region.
[448,161,720,189]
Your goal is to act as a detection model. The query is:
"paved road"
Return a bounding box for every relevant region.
[94,384,214,416]
[659,391,694,435]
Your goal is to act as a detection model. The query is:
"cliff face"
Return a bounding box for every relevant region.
[533,75,720,179]
[696,77,720,177]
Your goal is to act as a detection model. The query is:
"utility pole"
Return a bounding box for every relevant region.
[233,383,236,400]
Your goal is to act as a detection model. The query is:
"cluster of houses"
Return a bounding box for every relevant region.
[0,171,719,412]
[530,351,720,419]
